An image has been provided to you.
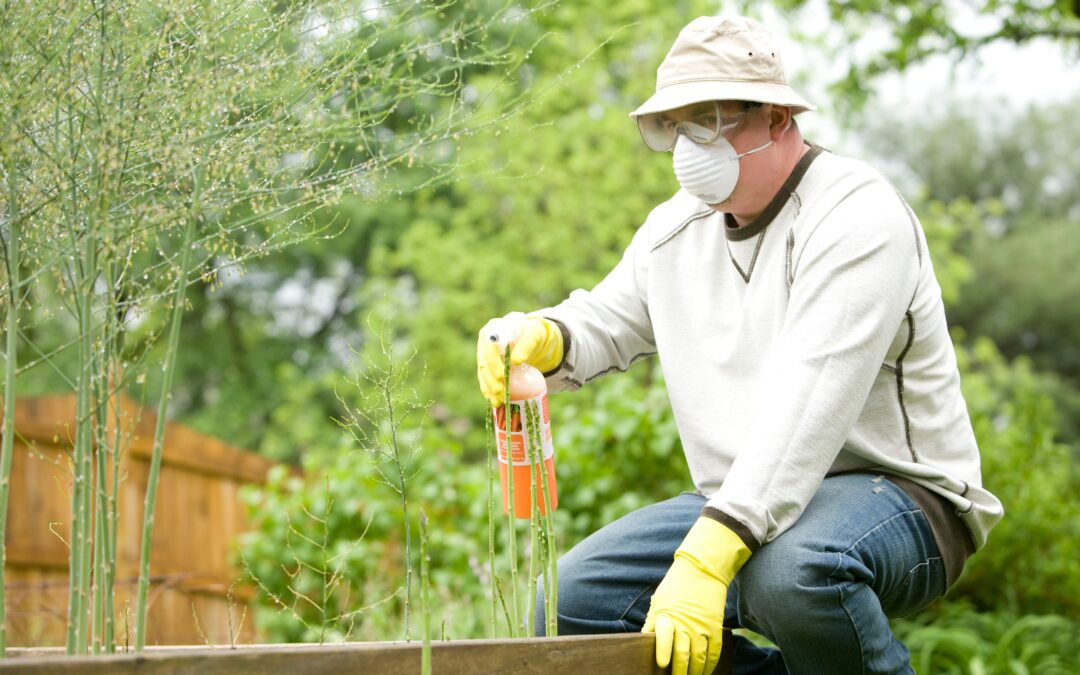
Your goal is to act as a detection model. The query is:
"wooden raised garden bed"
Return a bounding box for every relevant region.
[1,632,735,674]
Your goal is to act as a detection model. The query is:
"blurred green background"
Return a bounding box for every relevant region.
[7,0,1080,671]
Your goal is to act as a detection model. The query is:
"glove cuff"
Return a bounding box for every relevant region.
[523,316,564,373]
[675,517,752,584]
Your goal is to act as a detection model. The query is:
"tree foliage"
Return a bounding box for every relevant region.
[770,0,1080,109]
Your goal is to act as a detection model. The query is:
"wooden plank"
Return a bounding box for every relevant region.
[2,632,739,674]
[112,395,285,484]
[11,396,80,447]
[6,440,71,569]
[3,566,69,647]
[11,395,286,484]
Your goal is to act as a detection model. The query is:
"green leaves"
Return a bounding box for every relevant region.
[952,338,1080,616]
[774,0,1080,113]
[894,601,1080,674]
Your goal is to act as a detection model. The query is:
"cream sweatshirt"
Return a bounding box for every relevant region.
[539,146,1003,551]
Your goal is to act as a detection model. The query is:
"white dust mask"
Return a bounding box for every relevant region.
[672,134,773,205]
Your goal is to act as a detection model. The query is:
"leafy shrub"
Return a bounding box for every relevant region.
[950,337,1080,616]
[238,454,405,643]
[893,601,1080,675]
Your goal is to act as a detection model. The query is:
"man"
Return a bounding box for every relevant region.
[476,15,1002,675]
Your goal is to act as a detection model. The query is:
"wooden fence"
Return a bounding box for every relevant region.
[3,394,285,647]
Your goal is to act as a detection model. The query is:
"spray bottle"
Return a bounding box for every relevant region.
[489,312,558,519]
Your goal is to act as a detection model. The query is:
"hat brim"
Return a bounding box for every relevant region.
[630,80,815,118]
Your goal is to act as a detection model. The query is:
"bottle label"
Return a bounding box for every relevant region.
[494,394,554,467]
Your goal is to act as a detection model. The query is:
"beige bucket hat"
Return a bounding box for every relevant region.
[630,16,815,118]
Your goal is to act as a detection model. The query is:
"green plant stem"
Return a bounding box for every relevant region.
[80,3,113,651]
[525,400,540,638]
[493,575,513,636]
[0,174,20,657]
[540,507,558,637]
[91,329,114,654]
[536,520,550,637]
[383,384,412,642]
[317,478,332,644]
[419,510,431,675]
[502,349,519,636]
[89,2,107,655]
[485,413,497,638]
[104,268,124,653]
[68,220,98,655]
[61,44,83,651]
[92,417,107,654]
[525,398,559,636]
[536,414,558,638]
[134,173,200,651]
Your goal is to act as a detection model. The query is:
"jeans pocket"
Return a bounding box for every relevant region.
[881,555,947,618]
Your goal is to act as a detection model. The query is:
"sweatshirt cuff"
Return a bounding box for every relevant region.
[701,506,761,552]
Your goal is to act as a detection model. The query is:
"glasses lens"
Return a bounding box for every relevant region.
[637,113,675,151]
[682,120,720,143]
[637,101,723,152]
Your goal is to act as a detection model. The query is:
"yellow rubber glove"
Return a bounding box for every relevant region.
[643,517,752,675]
[476,315,563,407]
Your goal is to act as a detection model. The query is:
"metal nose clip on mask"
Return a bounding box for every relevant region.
[672,134,773,205]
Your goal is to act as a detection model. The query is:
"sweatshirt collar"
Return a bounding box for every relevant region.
[724,143,824,242]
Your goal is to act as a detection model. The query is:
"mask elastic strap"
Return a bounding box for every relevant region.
[734,138,774,159]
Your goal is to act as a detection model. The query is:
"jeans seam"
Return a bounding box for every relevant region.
[826,551,867,672]
[833,572,868,675]
[619,584,655,624]
[840,508,921,557]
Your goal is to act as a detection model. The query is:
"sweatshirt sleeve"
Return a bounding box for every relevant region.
[535,222,656,392]
[704,180,922,548]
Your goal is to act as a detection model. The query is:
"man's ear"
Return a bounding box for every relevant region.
[769,105,794,139]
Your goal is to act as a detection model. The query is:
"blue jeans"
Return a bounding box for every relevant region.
[535,473,947,674]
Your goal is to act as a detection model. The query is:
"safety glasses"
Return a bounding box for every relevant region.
[636,101,752,152]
